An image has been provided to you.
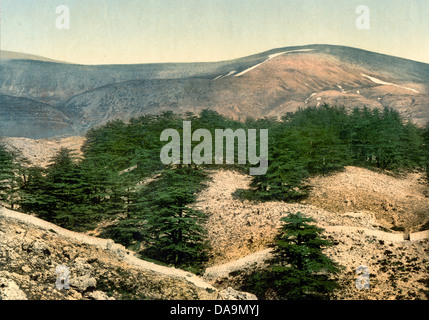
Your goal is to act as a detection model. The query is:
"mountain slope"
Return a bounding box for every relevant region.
[195,169,429,300]
[0,50,68,63]
[0,52,260,105]
[0,95,72,138]
[61,45,429,133]
[1,45,429,138]
[0,205,259,300]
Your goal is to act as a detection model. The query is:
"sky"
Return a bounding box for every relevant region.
[1,0,429,65]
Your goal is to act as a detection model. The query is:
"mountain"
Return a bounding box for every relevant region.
[1,45,429,138]
[0,95,72,139]
[0,50,68,63]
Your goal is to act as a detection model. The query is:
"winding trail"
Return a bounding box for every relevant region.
[2,204,427,288]
[203,225,429,281]
[0,206,216,291]
[325,226,429,242]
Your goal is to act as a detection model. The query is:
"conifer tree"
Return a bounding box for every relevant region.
[43,148,97,230]
[270,212,341,299]
[0,144,21,209]
[243,212,341,300]
[138,167,210,271]
[19,166,55,217]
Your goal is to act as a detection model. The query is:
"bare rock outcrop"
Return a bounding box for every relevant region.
[0,273,28,300]
[0,209,223,300]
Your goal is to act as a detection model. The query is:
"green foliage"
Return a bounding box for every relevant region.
[241,105,425,201]
[423,125,429,178]
[0,144,22,209]
[23,148,101,230]
[242,212,341,300]
[19,166,55,217]
[134,167,210,271]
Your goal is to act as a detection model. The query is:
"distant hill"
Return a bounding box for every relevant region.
[1,45,429,138]
[0,50,68,64]
[0,94,72,139]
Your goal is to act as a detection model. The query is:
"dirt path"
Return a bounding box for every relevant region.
[204,248,273,281]
[203,224,429,282]
[0,206,216,290]
[195,168,429,265]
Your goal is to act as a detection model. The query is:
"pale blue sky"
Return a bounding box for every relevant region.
[1,0,428,64]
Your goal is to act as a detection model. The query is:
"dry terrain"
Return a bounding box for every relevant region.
[304,166,429,232]
[1,137,428,300]
[0,212,220,300]
[0,206,257,300]
[196,169,429,300]
[2,45,429,138]
[0,136,86,167]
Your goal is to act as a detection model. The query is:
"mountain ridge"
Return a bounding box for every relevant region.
[1,44,429,138]
[0,50,69,64]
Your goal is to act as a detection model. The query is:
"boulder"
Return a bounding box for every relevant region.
[0,278,27,300]
[69,275,96,292]
[219,287,257,300]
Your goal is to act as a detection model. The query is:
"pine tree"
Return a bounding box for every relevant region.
[399,121,425,169]
[18,166,56,218]
[243,212,341,300]
[138,167,210,271]
[246,105,350,201]
[0,144,21,209]
[270,212,341,299]
[248,145,308,201]
[43,148,98,230]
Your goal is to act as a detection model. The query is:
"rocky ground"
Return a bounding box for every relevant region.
[0,213,226,300]
[196,169,429,300]
[304,166,429,232]
[0,136,86,167]
[1,137,428,300]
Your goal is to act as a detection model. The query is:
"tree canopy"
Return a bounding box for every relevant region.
[242,212,341,300]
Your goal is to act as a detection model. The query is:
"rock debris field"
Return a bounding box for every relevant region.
[196,168,429,300]
[0,206,260,300]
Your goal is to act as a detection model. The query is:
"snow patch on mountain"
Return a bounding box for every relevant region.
[305,92,317,104]
[213,70,237,80]
[235,49,314,77]
[361,74,420,94]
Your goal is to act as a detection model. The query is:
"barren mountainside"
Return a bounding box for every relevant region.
[1,44,429,301]
[1,45,429,138]
[1,165,428,300]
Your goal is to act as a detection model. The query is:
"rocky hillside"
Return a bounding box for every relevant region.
[52,45,429,133]
[0,135,428,300]
[0,136,86,168]
[304,166,429,233]
[196,169,429,300]
[0,95,72,139]
[0,166,428,300]
[0,206,256,300]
